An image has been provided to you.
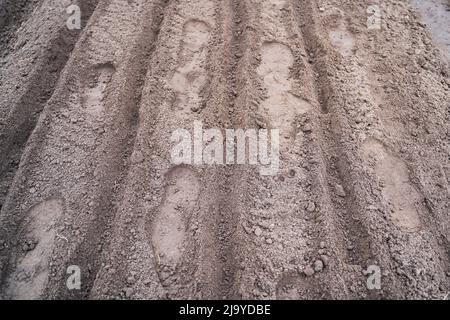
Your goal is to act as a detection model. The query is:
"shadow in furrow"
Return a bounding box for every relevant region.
[0,0,40,57]
[295,0,333,114]
[0,0,100,212]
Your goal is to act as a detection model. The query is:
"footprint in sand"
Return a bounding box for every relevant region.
[151,166,200,272]
[362,139,422,232]
[257,41,311,143]
[6,199,63,299]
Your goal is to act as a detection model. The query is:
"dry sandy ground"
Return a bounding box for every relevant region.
[0,0,449,300]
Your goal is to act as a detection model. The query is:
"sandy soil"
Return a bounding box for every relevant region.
[0,0,449,300]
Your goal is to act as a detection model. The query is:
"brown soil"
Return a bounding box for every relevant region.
[0,0,449,300]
